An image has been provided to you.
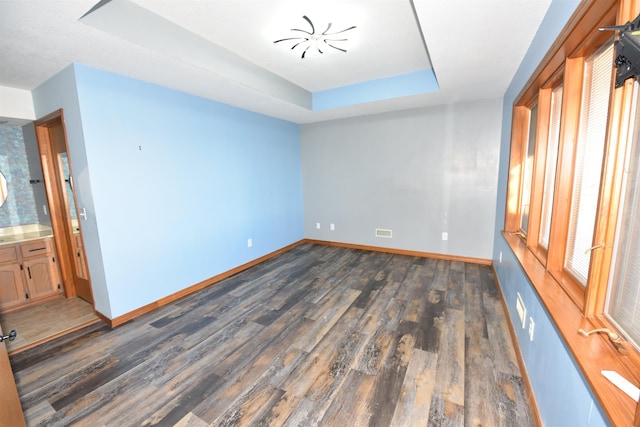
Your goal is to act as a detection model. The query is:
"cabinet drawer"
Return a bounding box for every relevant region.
[0,246,18,263]
[20,239,51,259]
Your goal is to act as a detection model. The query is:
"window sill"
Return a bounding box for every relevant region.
[502,231,639,426]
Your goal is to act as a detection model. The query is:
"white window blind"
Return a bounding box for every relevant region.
[520,104,538,234]
[565,44,613,285]
[540,86,563,250]
[607,85,640,346]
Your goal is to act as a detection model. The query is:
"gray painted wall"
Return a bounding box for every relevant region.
[301,98,503,260]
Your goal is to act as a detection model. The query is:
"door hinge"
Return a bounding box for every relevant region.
[52,256,56,263]
[20,264,23,271]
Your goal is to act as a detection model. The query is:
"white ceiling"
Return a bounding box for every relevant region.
[0,0,553,124]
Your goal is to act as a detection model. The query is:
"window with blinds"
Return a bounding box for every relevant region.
[565,43,613,285]
[539,86,563,250]
[503,2,640,422]
[520,104,538,234]
[607,85,640,347]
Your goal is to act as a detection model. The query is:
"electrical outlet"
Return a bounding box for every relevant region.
[316,223,320,229]
[247,238,252,248]
[442,232,448,241]
[330,223,335,231]
[528,317,535,341]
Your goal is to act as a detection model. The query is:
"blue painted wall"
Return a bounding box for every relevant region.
[493,1,608,426]
[312,69,439,110]
[33,64,303,319]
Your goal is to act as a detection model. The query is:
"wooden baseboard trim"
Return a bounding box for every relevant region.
[100,239,489,328]
[94,310,113,328]
[102,240,305,328]
[303,239,492,265]
[491,264,543,427]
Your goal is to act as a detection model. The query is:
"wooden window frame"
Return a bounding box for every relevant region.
[504,0,640,425]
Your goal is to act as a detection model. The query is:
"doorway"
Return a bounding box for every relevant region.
[34,109,93,304]
[0,110,100,354]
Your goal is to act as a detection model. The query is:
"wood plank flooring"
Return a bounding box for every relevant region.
[9,243,534,426]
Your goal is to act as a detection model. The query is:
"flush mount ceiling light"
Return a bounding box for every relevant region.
[274,15,356,59]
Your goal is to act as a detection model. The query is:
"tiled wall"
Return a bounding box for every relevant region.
[0,125,38,227]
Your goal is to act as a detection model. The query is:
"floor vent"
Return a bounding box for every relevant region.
[375,228,392,238]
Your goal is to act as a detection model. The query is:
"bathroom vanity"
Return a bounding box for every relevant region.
[0,226,63,312]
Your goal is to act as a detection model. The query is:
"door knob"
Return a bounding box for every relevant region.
[0,330,17,343]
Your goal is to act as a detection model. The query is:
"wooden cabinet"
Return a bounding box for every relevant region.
[0,238,62,312]
[0,262,24,310]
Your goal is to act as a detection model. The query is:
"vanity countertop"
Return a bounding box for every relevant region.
[0,225,54,246]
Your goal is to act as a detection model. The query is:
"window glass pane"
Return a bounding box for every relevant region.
[607,85,640,346]
[565,44,613,284]
[520,104,538,234]
[540,86,563,249]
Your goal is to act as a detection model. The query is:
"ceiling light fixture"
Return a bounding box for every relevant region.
[274,15,356,59]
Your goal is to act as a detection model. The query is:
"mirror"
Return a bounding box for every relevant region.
[0,171,6,207]
[56,152,88,281]
[57,153,78,230]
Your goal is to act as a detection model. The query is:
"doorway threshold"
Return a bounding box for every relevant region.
[0,297,101,355]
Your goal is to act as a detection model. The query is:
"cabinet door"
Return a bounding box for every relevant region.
[0,263,27,310]
[22,256,62,301]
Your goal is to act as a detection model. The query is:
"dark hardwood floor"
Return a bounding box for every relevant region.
[10,243,534,426]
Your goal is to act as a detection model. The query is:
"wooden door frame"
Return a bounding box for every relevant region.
[34,109,80,300]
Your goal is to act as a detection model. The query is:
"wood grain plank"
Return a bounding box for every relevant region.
[213,383,285,427]
[412,288,445,353]
[428,396,465,427]
[353,327,394,376]
[431,259,451,292]
[464,263,497,427]
[431,308,465,411]
[403,258,438,323]
[367,331,416,426]
[173,412,208,427]
[272,307,366,424]
[390,348,438,427]
[292,288,361,353]
[320,369,376,426]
